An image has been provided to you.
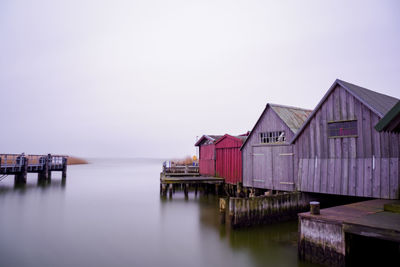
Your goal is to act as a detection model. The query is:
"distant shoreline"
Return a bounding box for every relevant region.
[67,156,89,165]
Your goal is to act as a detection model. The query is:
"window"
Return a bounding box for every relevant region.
[260,131,285,143]
[327,120,357,138]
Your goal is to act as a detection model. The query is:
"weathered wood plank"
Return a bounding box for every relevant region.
[314,156,321,193]
[390,132,399,158]
[363,107,372,158]
[355,99,364,157]
[327,158,335,194]
[356,159,364,196]
[364,158,372,197]
[372,157,381,198]
[308,156,315,192]
[321,100,328,158]
[310,118,316,158]
[347,94,357,159]
[349,157,357,196]
[302,158,310,191]
[334,158,341,194]
[381,158,390,199]
[371,114,381,158]
[342,158,349,195]
[320,158,328,194]
[390,158,399,199]
[381,131,390,158]
[297,158,303,191]
[316,110,322,158]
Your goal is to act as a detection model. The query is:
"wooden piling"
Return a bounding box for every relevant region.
[62,157,67,179]
[14,155,28,184]
[184,184,189,198]
[219,198,227,224]
[169,184,173,198]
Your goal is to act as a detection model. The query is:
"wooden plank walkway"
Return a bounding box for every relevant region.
[0,154,68,183]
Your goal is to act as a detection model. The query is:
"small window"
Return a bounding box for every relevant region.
[260,131,285,143]
[328,120,357,138]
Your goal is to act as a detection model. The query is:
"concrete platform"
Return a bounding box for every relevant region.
[298,199,400,266]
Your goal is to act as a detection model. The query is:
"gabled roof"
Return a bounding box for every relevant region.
[290,79,399,144]
[375,100,400,133]
[241,103,312,150]
[270,104,312,133]
[214,134,248,146]
[337,79,398,117]
[194,134,223,146]
[215,134,247,144]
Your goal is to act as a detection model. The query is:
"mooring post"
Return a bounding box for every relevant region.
[15,154,28,184]
[184,184,189,198]
[161,183,167,196]
[62,157,67,180]
[47,154,52,180]
[169,184,173,198]
[310,201,320,215]
[38,155,49,181]
[219,198,227,224]
[194,185,198,196]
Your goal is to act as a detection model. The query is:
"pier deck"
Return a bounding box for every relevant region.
[298,199,400,266]
[0,154,68,184]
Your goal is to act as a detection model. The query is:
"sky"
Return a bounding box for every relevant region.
[1,0,399,159]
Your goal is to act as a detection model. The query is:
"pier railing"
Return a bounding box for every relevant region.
[0,153,68,183]
[163,165,199,174]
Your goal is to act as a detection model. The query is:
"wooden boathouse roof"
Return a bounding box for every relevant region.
[290,79,399,144]
[241,103,312,149]
[375,100,400,133]
[195,135,223,146]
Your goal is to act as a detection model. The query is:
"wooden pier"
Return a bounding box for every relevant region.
[0,154,68,184]
[160,164,224,198]
[298,199,400,266]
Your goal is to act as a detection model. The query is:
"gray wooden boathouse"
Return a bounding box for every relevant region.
[291,79,400,199]
[241,104,312,191]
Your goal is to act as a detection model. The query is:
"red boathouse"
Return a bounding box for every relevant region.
[215,134,248,184]
[195,135,222,176]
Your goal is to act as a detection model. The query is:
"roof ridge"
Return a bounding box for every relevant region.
[336,79,399,101]
[269,103,312,112]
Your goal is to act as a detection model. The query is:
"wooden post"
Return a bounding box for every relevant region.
[310,201,320,215]
[47,154,52,180]
[219,198,227,224]
[161,183,167,196]
[15,155,28,184]
[215,184,219,195]
[169,184,173,198]
[184,184,189,198]
[38,156,49,181]
[195,185,198,196]
[62,157,67,180]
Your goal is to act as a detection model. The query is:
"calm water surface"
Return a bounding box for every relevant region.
[0,159,317,267]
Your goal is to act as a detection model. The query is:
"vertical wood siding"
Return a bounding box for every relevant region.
[296,85,400,199]
[242,106,296,191]
[199,144,216,176]
[215,136,243,184]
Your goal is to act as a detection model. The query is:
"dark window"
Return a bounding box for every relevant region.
[260,131,285,143]
[327,120,357,138]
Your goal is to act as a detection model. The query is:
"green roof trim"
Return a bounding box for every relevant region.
[375,100,400,132]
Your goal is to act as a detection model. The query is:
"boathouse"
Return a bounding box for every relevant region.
[195,135,222,176]
[215,134,248,185]
[241,104,312,191]
[291,79,400,199]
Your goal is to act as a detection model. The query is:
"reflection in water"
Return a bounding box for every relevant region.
[0,159,317,267]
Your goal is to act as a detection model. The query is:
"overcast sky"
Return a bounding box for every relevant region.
[1,0,399,158]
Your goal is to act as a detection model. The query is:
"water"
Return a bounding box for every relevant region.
[0,159,316,267]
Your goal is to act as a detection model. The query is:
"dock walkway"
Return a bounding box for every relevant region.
[0,154,68,183]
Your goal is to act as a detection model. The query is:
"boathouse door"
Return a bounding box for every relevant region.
[251,145,294,191]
